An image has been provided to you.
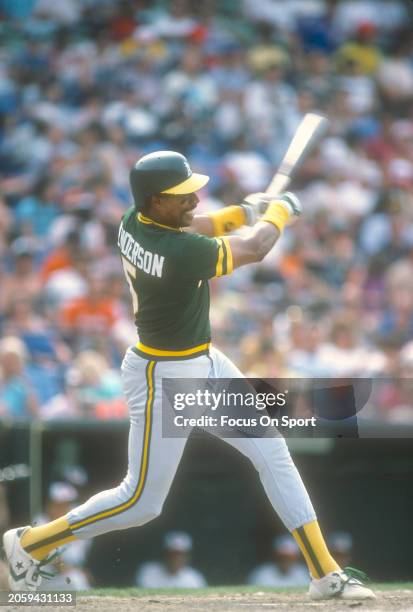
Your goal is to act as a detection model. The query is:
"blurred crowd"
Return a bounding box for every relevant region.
[1,0,413,422]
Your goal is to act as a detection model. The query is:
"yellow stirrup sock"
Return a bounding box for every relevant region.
[20,516,76,561]
[292,520,341,578]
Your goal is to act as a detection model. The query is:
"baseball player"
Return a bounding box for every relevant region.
[3,151,375,600]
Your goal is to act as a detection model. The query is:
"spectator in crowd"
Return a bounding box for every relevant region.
[284,315,328,377]
[315,314,384,377]
[372,340,413,423]
[13,176,60,240]
[335,21,381,76]
[60,277,119,350]
[0,239,42,315]
[0,337,39,419]
[247,534,309,587]
[62,350,126,419]
[38,348,125,420]
[135,531,207,589]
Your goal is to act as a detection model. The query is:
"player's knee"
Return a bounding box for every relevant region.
[127,500,164,527]
[142,507,162,524]
[249,438,292,474]
[142,500,164,522]
[250,453,269,475]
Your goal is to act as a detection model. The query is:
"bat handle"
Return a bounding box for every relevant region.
[265,173,291,196]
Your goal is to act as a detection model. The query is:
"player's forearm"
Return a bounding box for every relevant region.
[244,196,295,260]
[226,223,280,268]
[185,214,216,236]
[226,195,300,269]
[251,221,282,259]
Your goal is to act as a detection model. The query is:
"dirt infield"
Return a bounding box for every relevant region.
[4,589,413,612]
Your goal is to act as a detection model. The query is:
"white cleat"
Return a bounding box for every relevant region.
[309,568,376,600]
[2,527,57,591]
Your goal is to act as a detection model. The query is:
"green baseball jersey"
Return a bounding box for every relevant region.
[117,207,233,359]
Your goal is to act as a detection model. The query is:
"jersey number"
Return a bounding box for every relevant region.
[121,256,139,316]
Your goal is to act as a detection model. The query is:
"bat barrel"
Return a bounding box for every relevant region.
[266,113,329,195]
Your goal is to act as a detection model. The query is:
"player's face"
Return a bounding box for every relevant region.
[156,192,199,228]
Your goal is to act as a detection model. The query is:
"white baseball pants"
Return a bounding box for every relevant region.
[67,347,316,538]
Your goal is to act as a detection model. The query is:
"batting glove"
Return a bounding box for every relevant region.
[241,192,274,225]
[242,191,302,225]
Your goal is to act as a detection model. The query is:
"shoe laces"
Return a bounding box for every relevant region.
[329,566,370,598]
[342,566,370,584]
[31,549,61,581]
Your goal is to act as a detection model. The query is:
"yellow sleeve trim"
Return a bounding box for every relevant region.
[215,238,224,277]
[222,237,233,274]
[214,237,233,277]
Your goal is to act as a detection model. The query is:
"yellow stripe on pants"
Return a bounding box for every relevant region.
[70,360,156,530]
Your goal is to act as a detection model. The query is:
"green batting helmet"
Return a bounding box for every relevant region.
[129,151,209,210]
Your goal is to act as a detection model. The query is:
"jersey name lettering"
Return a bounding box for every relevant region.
[118,224,165,278]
